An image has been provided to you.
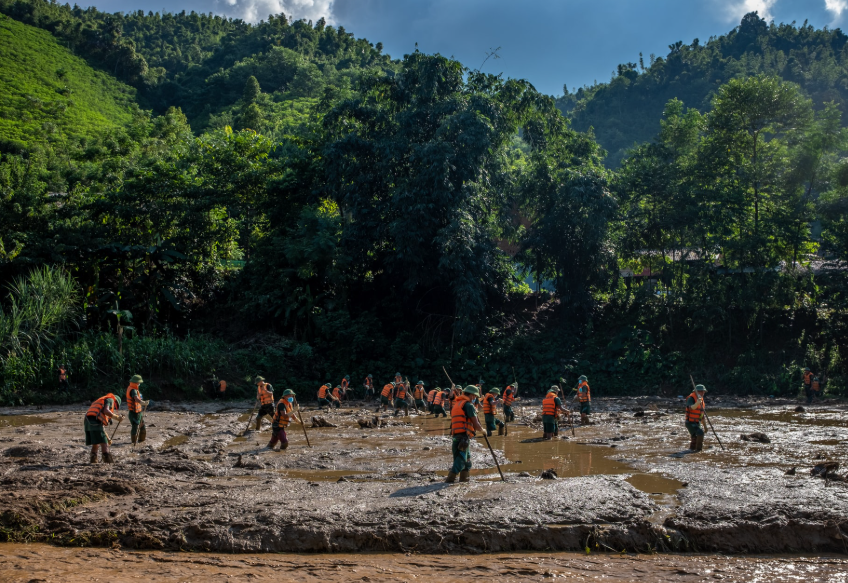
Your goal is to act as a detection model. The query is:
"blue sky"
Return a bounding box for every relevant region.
[85,0,839,95]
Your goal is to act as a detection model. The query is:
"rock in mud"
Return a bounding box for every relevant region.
[739,433,770,443]
[785,467,796,475]
[795,406,806,412]
[540,469,558,479]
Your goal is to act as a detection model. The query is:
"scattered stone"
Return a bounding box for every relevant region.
[740,433,770,444]
[518,471,532,477]
[540,469,557,480]
[794,406,805,413]
[311,417,338,428]
[785,467,796,476]
[234,454,244,468]
[634,410,645,418]
[337,476,349,482]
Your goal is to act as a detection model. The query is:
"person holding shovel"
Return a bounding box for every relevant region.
[84,393,123,463]
[542,386,568,440]
[413,381,427,411]
[125,374,150,446]
[577,375,591,425]
[481,388,505,436]
[432,387,448,418]
[446,385,484,483]
[685,384,708,452]
[254,376,275,431]
[502,383,518,422]
[267,389,297,451]
[364,374,375,401]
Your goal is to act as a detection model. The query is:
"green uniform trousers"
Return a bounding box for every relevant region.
[451,436,472,474]
[542,414,557,434]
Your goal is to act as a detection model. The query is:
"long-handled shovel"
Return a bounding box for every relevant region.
[107,417,123,444]
[405,378,420,415]
[296,406,312,447]
[689,375,725,451]
[242,401,258,436]
[132,402,149,452]
[482,432,505,482]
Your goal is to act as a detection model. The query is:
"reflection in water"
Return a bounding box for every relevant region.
[0,415,55,428]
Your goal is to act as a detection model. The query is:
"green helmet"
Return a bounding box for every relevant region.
[578,375,587,381]
[129,374,143,384]
[695,384,707,393]
[417,380,424,385]
[803,367,810,372]
[282,389,295,396]
[396,372,401,376]
[548,385,559,394]
[489,387,501,395]
[344,375,350,380]
[368,374,373,378]
[112,395,122,405]
[435,387,442,391]
[463,385,480,396]
[254,376,265,383]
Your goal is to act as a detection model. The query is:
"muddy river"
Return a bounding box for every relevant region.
[0,395,846,579]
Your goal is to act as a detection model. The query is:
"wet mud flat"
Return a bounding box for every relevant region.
[0,397,846,556]
[1,543,848,582]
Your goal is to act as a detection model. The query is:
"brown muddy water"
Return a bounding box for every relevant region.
[1,543,847,582]
[0,396,847,565]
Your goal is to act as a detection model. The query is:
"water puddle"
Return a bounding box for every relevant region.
[711,408,848,427]
[277,469,371,481]
[162,435,189,449]
[0,414,56,428]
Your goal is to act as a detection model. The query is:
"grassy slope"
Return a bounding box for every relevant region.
[0,14,136,149]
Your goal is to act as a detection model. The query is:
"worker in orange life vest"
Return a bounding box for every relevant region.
[268,389,298,451]
[685,384,708,452]
[446,385,484,483]
[58,363,70,392]
[502,383,518,422]
[340,376,350,401]
[84,393,123,463]
[126,374,150,446]
[541,386,568,440]
[254,376,275,431]
[432,387,448,417]
[364,374,375,401]
[576,375,591,425]
[378,382,394,412]
[331,385,343,408]
[481,388,505,436]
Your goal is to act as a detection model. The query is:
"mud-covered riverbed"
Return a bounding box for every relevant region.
[1,543,848,582]
[0,396,846,556]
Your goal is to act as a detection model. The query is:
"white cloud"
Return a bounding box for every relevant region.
[215,0,334,23]
[825,0,848,22]
[718,0,777,23]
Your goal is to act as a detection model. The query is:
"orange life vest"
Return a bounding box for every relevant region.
[332,387,341,400]
[482,393,497,415]
[427,389,436,403]
[218,380,227,393]
[318,384,330,399]
[685,391,704,423]
[381,384,393,398]
[59,368,67,381]
[812,379,821,391]
[257,383,273,405]
[503,386,515,406]
[414,386,424,400]
[364,378,374,390]
[433,391,445,406]
[272,398,292,427]
[450,395,476,437]
[577,381,591,402]
[341,379,349,390]
[803,371,813,385]
[87,394,118,426]
[542,393,559,416]
[396,384,407,400]
[126,383,143,413]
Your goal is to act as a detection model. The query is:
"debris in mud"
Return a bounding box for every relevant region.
[540,469,558,479]
[785,467,796,475]
[634,410,645,418]
[739,433,771,443]
[795,406,806,413]
[4,445,53,457]
[357,417,383,429]
[811,462,841,479]
[312,417,338,428]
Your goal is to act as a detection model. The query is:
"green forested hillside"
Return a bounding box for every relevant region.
[0,0,397,135]
[0,14,136,150]
[560,13,848,166]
